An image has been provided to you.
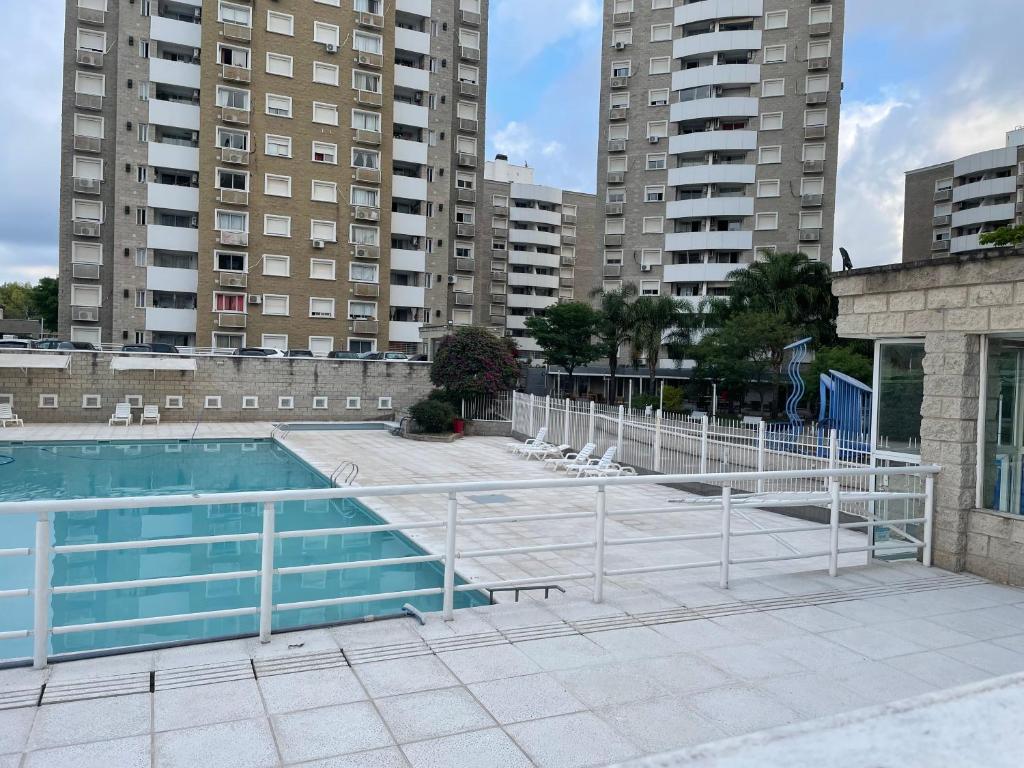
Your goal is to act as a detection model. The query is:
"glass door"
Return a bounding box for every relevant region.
[983,339,1024,515]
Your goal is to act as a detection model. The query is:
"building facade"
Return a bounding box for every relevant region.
[595,0,844,302]
[903,127,1024,263]
[58,0,489,355]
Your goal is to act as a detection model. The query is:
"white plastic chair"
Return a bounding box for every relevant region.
[140,405,160,425]
[566,446,617,477]
[545,442,596,471]
[109,402,133,426]
[580,461,637,478]
[521,442,571,461]
[0,404,23,427]
[507,427,548,454]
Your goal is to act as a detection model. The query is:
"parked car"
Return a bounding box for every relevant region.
[327,350,363,360]
[121,343,180,354]
[362,351,411,361]
[29,340,98,351]
[409,354,428,362]
[0,339,32,349]
[286,349,314,358]
[233,347,277,357]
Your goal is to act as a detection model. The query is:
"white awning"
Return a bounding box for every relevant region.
[110,357,198,372]
[0,354,72,370]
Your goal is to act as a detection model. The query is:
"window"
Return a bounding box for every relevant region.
[313,102,339,125]
[346,397,361,410]
[263,214,291,237]
[219,44,249,68]
[762,79,785,98]
[263,254,289,276]
[350,262,378,283]
[204,396,222,409]
[216,86,249,110]
[266,94,292,117]
[77,29,106,52]
[314,22,340,46]
[648,89,669,107]
[350,186,378,207]
[646,154,667,170]
[758,146,782,164]
[73,114,103,138]
[264,174,291,197]
[644,186,665,203]
[807,74,830,93]
[278,396,295,410]
[651,0,672,9]
[649,56,671,75]
[71,242,102,264]
[805,109,828,127]
[764,45,786,64]
[765,10,788,29]
[348,301,377,319]
[640,281,661,296]
[809,4,833,24]
[72,199,102,221]
[311,180,337,203]
[353,70,381,93]
[352,110,380,132]
[803,143,826,162]
[353,31,382,53]
[262,334,288,350]
[350,225,379,246]
[755,213,779,230]
[267,10,294,35]
[262,294,289,315]
[214,293,245,312]
[761,112,783,130]
[642,217,663,234]
[216,210,247,232]
[457,101,477,120]
[166,395,184,409]
[135,208,147,226]
[312,142,338,164]
[71,284,101,306]
[135,248,147,267]
[606,219,625,235]
[650,24,671,42]
[800,211,823,229]
[378,397,392,410]
[801,177,825,195]
[609,92,629,109]
[266,53,293,77]
[641,248,662,266]
[310,259,336,280]
[458,64,479,84]
[647,121,669,139]
[74,156,102,180]
[809,41,832,60]
[75,71,104,96]
[310,298,336,318]
[459,29,480,48]
[215,168,247,191]
[351,148,379,169]
[313,62,339,86]
[611,29,632,47]
[216,251,246,272]
[218,2,251,25]
[310,220,337,242]
[265,134,291,157]
[312,396,328,409]
[456,135,477,154]
[218,127,249,151]
[757,179,781,198]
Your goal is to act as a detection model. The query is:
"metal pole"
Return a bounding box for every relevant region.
[528,394,535,437]
[442,492,458,620]
[544,395,551,430]
[719,486,731,589]
[712,382,717,418]
[588,400,596,445]
[700,415,709,474]
[259,501,276,643]
[923,474,935,567]
[975,335,988,509]
[628,378,633,409]
[565,397,571,446]
[829,479,841,577]
[617,404,624,457]
[593,485,607,603]
[659,380,665,412]
[653,409,663,472]
[756,420,766,494]
[510,389,518,431]
[828,428,838,493]
[32,512,50,669]
[461,399,466,419]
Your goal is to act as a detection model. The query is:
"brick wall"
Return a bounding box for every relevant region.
[0,354,433,423]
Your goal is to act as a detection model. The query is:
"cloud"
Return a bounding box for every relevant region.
[488,0,601,72]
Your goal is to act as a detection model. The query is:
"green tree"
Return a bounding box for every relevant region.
[979,225,1024,248]
[627,294,699,388]
[31,277,59,331]
[525,301,602,395]
[430,326,519,400]
[590,283,637,403]
[0,282,34,319]
[803,344,874,414]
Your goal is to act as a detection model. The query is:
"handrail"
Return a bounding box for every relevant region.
[330,460,359,486]
[0,464,938,670]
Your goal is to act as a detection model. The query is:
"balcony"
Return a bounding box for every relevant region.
[606,203,623,216]
[150,16,202,48]
[217,189,248,206]
[146,307,196,334]
[148,142,199,172]
[71,306,100,322]
[932,240,951,252]
[666,197,754,220]
[349,283,378,301]
[491,269,507,282]
[149,182,200,211]
[73,177,102,195]
[351,319,379,335]
[509,229,561,248]
[459,81,479,98]
[670,97,759,123]
[356,90,384,107]
[393,101,428,128]
[149,58,201,89]
[73,135,102,153]
[221,22,252,42]
[72,220,100,238]
[607,171,625,184]
[149,99,200,130]
[356,12,384,29]
[148,225,198,251]
[510,206,561,226]
[953,175,1017,203]
[509,272,559,290]
[218,230,248,247]
[456,223,476,238]
[613,11,631,25]
[806,91,828,105]
[801,194,824,207]
[389,321,423,343]
[395,27,431,55]
[221,64,251,83]
[218,312,247,328]
[453,292,474,307]
[604,234,624,246]
[219,106,250,125]
[71,263,101,280]
[799,229,821,242]
[460,46,481,62]
[809,22,832,36]
[393,212,426,237]
[674,0,764,26]
[805,125,827,139]
[562,234,576,245]
[664,231,753,252]
[608,139,626,152]
[663,262,740,283]
[220,147,249,165]
[672,63,761,92]
[804,160,825,174]
[351,205,380,222]
[455,257,476,272]
[460,9,481,25]
[667,163,755,187]
[458,118,478,133]
[933,189,952,202]
[216,272,248,289]
[395,64,430,92]
[603,264,622,278]
[393,174,427,200]
[933,214,952,227]
[509,251,559,269]
[355,51,384,69]
[393,137,428,164]
[353,128,382,146]
[456,188,476,204]
[563,214,577,225]
[457,153,477,168]
[76,49,103,68]
[75,93,103,111]
[352,244,380,260]
[354,168,382,184]
[808,58,831,71]
[609,106,628,121]
[147,266,198,293]
[78,7,105,24]
[951,203,1017,229]
[391,248,425,272]
[673,30,763,61]
[669,129,756,155]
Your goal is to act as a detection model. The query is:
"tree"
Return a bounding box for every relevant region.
[0,282,34,319]
[590,283,637,403]
[31,277,59,331]
[430,326,519,400]
[979,225,1024,248]
[803,344,873,415]
[525,302,602,395]
[627,295,698,387]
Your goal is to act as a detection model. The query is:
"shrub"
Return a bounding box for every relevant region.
[430,326,519,400]
[409,398,457,434]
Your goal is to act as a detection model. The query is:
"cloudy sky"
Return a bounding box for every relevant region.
[1,0,1020,282]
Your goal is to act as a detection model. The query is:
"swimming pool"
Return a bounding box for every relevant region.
[0,439,485,663]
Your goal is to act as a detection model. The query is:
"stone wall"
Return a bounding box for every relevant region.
[0,353,433,424]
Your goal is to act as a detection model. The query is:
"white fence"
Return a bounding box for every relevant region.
[0,465,936,669]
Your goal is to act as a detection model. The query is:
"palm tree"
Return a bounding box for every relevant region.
[725,252,836,344]
[590,283,638,403]
[627,294,694,389]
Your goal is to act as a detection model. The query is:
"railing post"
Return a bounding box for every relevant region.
[616,404,624,457]
[593,485,607,603]
[700,415,709,474]
[588,400,596,445]
[756,420,766,494]
[461,399,467,419]
[259,501,276,643]
[544,395,551,431]
[32,512,50,669]
[510,390,518,431]
[923,474,935,567]
[528,394,535,437]
[443,492,458,621]
[829,479,841,577]
[719,486,731,589]
[827,429,838,492]
[653,409,663,472]
[565,397,571,445]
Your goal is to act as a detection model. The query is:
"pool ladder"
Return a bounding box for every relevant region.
[331,461,359,486]
[271,425,291,441]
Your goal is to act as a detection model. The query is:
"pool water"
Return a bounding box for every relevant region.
[0,440,485,662]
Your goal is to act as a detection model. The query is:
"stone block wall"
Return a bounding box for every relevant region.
[0,353,433,424]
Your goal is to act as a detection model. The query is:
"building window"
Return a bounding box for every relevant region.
[267,10,294,35]
[763,45,786,64]
[809,5,834,24]
[762,79,785,98]
[648,89,669,107]
[266,94,292,118]
[642,217,664,234]
[264,174,291,197]
[765,10,788,29]
[312,180,338,202]
[640,280,660,296]
[310,220,337,242]
[650,24,672,42]
[350,262,378,283]
[312,142,338,164]
[265,53,293,77]
[644,186,665,202]
[263,254,290,276]
[262,294,289,316]
[313,102,339,125]
[757,179,781,198]
[646,154,667,170]
[799,211,823,229]
[263,214,291,237]
[760,112,783,131]
[758,146,782,164]
[310,259,336,280]
[755,212,779,230]
[314,62,340,85]
[309,297,336,318]
[313,21,340,47]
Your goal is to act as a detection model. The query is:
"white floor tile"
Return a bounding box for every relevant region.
[23,735,150,768]
[272,702,394,764]
[155,718,277,768]
[375,687,495,744]
[401,728,533,768]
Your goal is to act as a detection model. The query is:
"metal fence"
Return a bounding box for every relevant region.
[0,464,936,669]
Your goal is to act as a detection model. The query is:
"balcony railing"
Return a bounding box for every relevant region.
[354,283,380,298]
[221,64,251,83]
[221,22,252,42]
[218,312,247,328]
[71,305,99,322]
[75,93,103,111]
[73,135,102,153]
[73,177,102,195]
[219,107,250,125]
[218,230,248,246]
[76,49,103,67]
[351,318,379,334]
[72,220,100,237]
[219,147,249,165]
[217,189,249,206]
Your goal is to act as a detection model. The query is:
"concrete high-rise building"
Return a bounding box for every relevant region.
[594,0,844,303]
[903,127,1024,263]
[58,0,489,355]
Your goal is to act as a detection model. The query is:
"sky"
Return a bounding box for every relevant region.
[0,0,1021,283]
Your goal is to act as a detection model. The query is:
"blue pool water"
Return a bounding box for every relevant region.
[0,440,485,662]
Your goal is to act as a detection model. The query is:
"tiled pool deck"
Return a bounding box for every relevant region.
[1,424,1023,767]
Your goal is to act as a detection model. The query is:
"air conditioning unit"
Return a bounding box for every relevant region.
[447,275,457,285]
[648,136,660,144]
[72,306,99,322]
[312,239,325,249]
[325,43,338,54]
[613,42,626,50]
[190,216,198,227]
[247,295,262,305]
[640,264,653,272]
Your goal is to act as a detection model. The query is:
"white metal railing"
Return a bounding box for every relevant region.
[0,464,936,670]
[461,392,512,421]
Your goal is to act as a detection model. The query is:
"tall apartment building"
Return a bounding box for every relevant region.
[595,0,844,303]
[58,0,489,355]
[903,127,1024,263]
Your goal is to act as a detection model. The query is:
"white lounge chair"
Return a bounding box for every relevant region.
[0,404,23,427]
[109,402,133,426]
[566,446,617,477]
[140,405,160,425]
[580,461,637,478]
[507,427,548,454]
[545,442,596,471]
[521,442,571,461]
